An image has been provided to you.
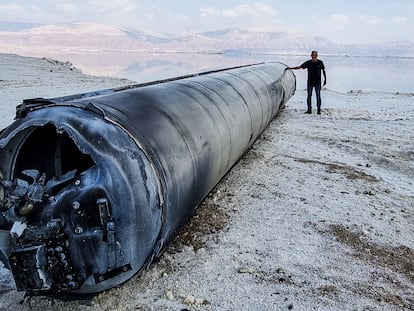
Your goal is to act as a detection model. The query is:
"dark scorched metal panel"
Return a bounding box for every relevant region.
[0,62,296,295]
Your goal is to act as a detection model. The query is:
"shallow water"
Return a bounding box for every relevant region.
[59,51,414,93]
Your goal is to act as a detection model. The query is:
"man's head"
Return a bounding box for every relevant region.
[311,51,318,61]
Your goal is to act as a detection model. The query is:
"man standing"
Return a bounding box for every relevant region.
[286,51,327,114]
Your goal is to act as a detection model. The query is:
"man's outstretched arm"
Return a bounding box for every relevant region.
[285,66,301,70]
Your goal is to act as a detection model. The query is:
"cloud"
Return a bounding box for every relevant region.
[390,2,414,11]
[329,14,383,27]
[51,1,142,23]
[197,2,281,32]
[356,14,383,25]
[199,7,216,17]
[329,14,351,28]
[200,3,276,18]
[392,16,409,25]
[88,0,139,12]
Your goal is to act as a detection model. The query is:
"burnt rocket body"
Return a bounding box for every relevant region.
[0,62,295,295]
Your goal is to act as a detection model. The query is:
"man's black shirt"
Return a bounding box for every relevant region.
[300,59,325,86]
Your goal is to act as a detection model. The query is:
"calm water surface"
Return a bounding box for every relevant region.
[62,52,414,93]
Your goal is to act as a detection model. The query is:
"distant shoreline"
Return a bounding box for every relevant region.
[1,52,413,93]
[2,49,413,59]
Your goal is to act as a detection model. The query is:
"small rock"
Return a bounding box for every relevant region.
[275,267,285,274]
[195,298,205,305]
[363,189,375,195]
[165,290,174,301]
[183,295,195,305]
[238,266,253,274]
[183,245,194,252]
[197,247,206,253]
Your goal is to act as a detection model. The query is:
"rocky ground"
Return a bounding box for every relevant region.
[0,54,413,310]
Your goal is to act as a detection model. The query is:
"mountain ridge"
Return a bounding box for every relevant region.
[0,21,413,57]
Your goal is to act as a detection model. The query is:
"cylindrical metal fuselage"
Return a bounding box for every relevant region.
[0,63,295,294]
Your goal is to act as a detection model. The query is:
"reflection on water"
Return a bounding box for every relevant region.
[61,51,414,93]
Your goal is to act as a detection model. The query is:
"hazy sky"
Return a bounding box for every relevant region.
[0,1,412,44]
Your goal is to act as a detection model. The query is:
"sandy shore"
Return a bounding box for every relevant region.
[0,54,413,310]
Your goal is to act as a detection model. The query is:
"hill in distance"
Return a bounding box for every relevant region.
[0,21,413,57]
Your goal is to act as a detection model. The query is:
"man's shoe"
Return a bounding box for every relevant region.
[317,110,321,115]
[305,110,311,114]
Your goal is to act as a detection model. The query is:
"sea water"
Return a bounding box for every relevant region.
[60,51,414,94]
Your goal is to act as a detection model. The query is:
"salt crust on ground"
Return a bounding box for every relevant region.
[0,54,413,311]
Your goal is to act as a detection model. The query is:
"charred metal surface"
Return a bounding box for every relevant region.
[0,62,295,295]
